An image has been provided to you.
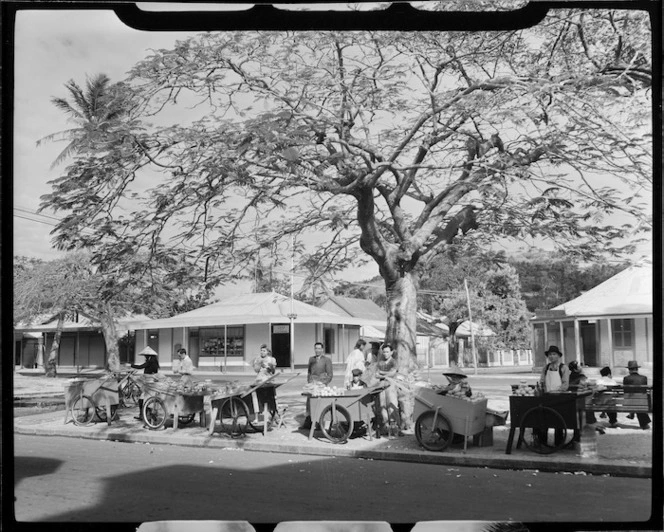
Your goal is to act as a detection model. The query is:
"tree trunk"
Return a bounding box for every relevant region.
[99,303,120,372]
[384,270,419,372]
[383,270,419,431]
[45,313,65,377]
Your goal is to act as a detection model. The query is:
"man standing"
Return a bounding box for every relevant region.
[623,360,651,430]
[302,342,333,430]
[175,348,194,391]
[307,342,333,385]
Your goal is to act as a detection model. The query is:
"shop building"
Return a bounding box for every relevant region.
[530,262,653,372]
[126,292,385,371]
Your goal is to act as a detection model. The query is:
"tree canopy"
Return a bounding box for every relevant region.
[40,8,652,372]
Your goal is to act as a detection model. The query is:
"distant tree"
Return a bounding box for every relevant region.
[509,252,628,311]
[14,254,96,376]
[14,252,209,373]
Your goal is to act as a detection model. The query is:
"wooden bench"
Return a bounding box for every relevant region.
[583,385,653,414]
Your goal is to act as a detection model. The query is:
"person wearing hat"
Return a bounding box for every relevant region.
[131,346,160,374]
[349,368,366,390]
[130,346,160,421]
[623,360,650,430]
[539,346,570,393]
[440,367,472,397]
[538,346,569,446]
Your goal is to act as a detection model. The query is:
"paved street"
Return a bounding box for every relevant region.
[14,434,653,524]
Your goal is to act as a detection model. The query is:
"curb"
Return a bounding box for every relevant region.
[14,420,652,479]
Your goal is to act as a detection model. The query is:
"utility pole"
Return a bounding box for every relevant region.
[288,235,297,373]
[464,278,478,375]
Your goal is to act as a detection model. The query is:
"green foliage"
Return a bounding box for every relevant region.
[509,251,628,311]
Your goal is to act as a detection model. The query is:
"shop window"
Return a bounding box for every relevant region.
[612,319,633,348]
[200,327,245,357]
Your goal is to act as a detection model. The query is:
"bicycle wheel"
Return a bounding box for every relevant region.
[415,410,453,451]
[71,395,96,426]
[319,404,352,443]
[220,397,250,438]
[95,404,119,422]
[120,382,140,407]
[143,396,168,430]
[520,406,568,454]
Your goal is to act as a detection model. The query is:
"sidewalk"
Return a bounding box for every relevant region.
[13,373,653,479]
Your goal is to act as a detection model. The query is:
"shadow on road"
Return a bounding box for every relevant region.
[14,456,63,485]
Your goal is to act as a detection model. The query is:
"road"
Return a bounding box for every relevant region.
[13,434,653,524]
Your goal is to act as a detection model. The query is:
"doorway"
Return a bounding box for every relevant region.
[580,321,598,366]
[271,324,291,368]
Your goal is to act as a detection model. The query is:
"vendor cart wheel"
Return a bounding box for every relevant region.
[319,404,352,443]
[220,397,250,438]
[71,395,96,426]
[143,396,168,430]
[177,413,196,426]
[95,404,119,422]
[520,406,568,454]
[415,410,453,452]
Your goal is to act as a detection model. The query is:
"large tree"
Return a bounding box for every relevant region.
[41,10,652,381]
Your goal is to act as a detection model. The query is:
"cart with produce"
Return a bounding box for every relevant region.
[208,373,298,438]
[413,384,488,452]
[64,375,121,427]
[302,383,387,443]
[140,378,211,430]
[505,386,590,455]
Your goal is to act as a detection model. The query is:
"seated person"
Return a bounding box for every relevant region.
[439,368,472,397]
[349,368,366,390]
[596,366,618,426]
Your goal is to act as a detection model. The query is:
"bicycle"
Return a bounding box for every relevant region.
[114,370,143,408]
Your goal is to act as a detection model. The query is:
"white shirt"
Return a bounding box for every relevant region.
[344,348,366,388]
[179,355,194,375]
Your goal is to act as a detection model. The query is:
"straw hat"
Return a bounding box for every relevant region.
[138,346,158,357]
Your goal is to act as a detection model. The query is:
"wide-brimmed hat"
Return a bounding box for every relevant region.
[545,345,563,356]
[138,346,158,357]
[443,367,467,378]
[351,369,363,377]
[627,360,640,370]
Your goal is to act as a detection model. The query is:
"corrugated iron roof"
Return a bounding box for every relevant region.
[549,263,652,318]
[127,292,386,330]
[321,295,387,320]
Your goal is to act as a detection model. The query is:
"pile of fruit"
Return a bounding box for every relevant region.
[303,382,346,396]
[512,383,536,396]
[426,383,486,402]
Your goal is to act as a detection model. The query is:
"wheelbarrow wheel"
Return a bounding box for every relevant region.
[415,410,453,451]
[143,396,168,430]
[177,413,196,426]
[520,405,568,454]
[319,404,352,443]
[95,404,119,422]
[220,397,250,438]
[71,395,96,426]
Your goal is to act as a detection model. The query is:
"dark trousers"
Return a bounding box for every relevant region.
[636,412,651,428]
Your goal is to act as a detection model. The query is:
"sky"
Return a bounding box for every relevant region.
[12,6,653,293]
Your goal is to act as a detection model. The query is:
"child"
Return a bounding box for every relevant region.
[350,368,366,389]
